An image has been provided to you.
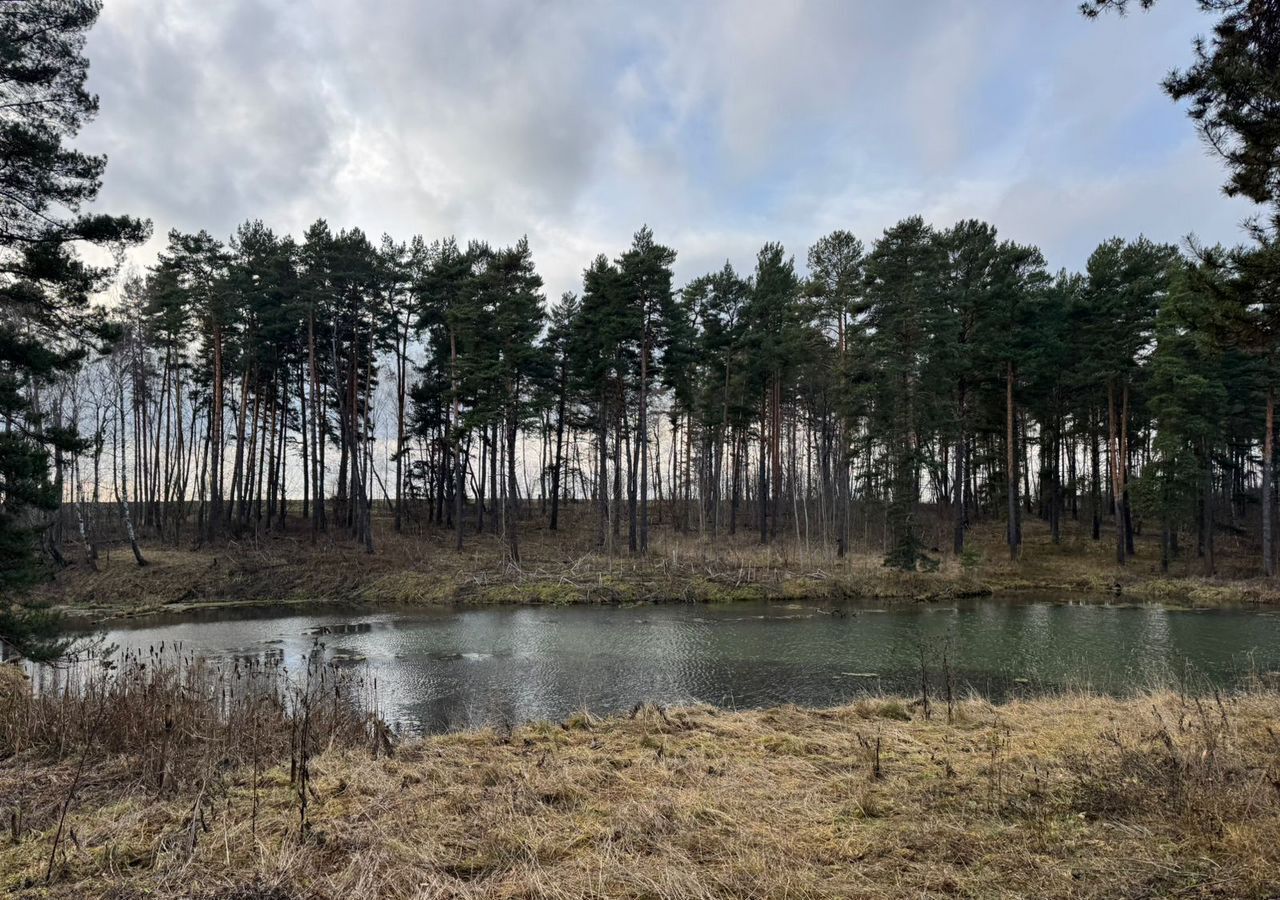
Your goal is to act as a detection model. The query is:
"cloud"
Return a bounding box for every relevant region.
[80,0,1252,302]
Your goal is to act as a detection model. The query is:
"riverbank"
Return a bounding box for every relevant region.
[3,668,1278,899]
[38,517,1280,624]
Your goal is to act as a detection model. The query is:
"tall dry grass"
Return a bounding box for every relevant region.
[3,656,1280,898]
[1,646,390,887]
[2,646,385,774]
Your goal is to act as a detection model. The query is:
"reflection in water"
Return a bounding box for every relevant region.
[44,597,1280,735]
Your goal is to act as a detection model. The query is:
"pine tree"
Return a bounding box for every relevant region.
[543,293,579,532]
[1,0,148,659]
[379,234,417,533]
[326,228,380,551]
[616,226,676,552]
[159,230,231,542]
[807,231,866,557]
[410,238,471,546]
[571,255,627,552]
[1220,240,1280,574]
[1081,237,1180,564]
[465,238,545,565]
[298,220,336,540]
[685,263,752,536]
[935,221,1002,555]
[978,238,1050,561]
[742,243,804,544]
[865,218,945,570]
[1021,271,1079,546]
[1141,257,1232,572]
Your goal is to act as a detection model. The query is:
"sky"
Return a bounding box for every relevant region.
[81,0,1256,302]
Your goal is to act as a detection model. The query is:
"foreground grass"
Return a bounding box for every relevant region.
[41,510,1280,622]
[4,684,1280,899]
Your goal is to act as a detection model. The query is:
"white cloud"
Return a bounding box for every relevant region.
[80,0,1252,301]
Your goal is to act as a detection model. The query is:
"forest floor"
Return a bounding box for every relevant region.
[3,674,1279,899]
[37,504,1280,623]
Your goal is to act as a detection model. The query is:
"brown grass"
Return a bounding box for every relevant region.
[41,508,1280,624]
[3,658,1280,899]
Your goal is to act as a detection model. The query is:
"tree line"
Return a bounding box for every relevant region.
[39,214,1280,579]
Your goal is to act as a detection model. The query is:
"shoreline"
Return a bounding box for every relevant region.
[54,582,1269,631]
[28,518,1280,629]
[40,544,1280,629]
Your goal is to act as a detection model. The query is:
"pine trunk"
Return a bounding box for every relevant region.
[506,402,520,566]
[639,329,649,552]
[1108,379,1125,566]
[550,358,566,532]
[1265,387,1275,577]
[1006,362,1020,561]
[452,330,464,551]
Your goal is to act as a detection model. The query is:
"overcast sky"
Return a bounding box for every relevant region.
[82,0,1255,301]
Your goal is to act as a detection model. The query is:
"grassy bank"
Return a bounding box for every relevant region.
[2,659,1279,899]
[38,513,1280,623]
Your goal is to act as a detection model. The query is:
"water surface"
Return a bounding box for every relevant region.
[51,596,1280,734]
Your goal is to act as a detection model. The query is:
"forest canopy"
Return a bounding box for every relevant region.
[26,214,1279,586]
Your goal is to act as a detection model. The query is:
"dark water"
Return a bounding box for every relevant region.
[56,597,1280,734]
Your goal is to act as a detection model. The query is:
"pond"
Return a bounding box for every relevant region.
[44,596,1280,734]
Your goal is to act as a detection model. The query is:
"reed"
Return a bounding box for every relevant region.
[2,646,381,780]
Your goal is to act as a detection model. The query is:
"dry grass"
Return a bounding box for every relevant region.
[42,506,1280,624]
[3,657,1280,899]
[2,649,381,773]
